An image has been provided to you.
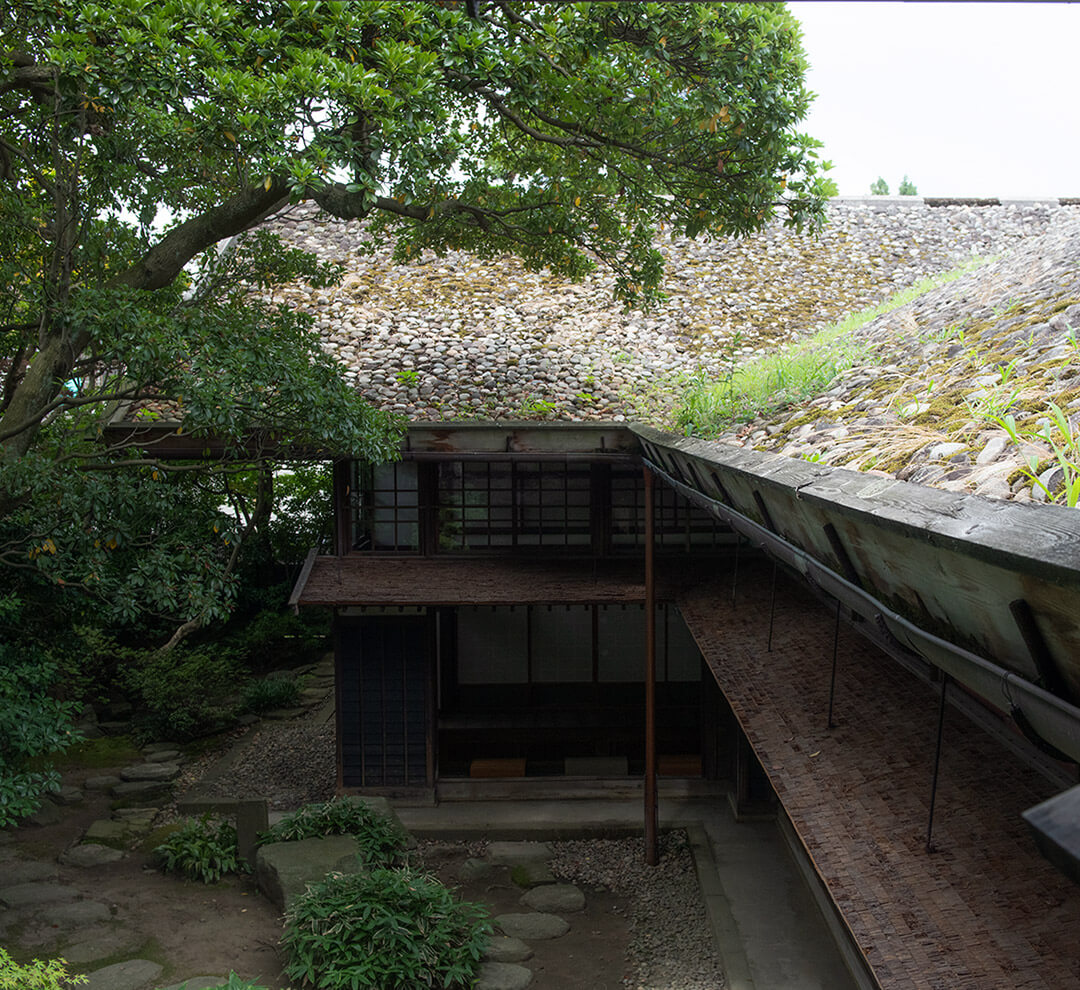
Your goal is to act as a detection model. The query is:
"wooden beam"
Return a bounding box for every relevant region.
[644,465,659,866]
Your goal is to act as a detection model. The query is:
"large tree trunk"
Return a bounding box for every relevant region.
[0,328,89,460]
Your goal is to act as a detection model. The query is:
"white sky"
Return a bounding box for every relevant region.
[787,1,1080,199]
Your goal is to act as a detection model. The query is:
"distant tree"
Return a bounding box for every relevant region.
[870,176,890,195]
[1,1,834,634]
[898,175,918,196]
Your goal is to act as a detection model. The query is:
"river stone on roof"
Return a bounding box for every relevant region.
[267,199,1064,420]
[266,198,1080,503]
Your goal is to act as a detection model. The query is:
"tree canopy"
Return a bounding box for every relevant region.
[0,0,832,626]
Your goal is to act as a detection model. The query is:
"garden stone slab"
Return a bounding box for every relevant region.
[60,928,144,966]
[112,780,172,800]
[510,859,555,888]
[97,720,132,736]
[520,883,586,914]
[113,812,156,832]
[145,749,182,763]
[42,899,113,926]
[26,801,63,826]
[80,958,163,990]
[85,819,133,844]
[6,859,58,884]
[142,741,182,754]
[486,841,553,866]
[475,961,534,990]
[120,762,180,782]
[483,935,534,963]
[60,843,127,868]
[84,775,122,791]
[458,857,498,882]
[155,978,229,990]
[113,806,160,820]
[493,912,570,940]
[50,785,85,805]
[0,881,81,908]
[255,835,364,912]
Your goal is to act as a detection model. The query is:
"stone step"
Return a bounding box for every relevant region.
[0,882,81,909]
[84,819,134,845]
[81,959,163,990]
[520,883,585,914]
[476,961,534,990]
[493,912,570,940]
[486,841,553,865]
[510,859,555,888]
[483,935,533,963]
[119,762,179,782]
[111,780,172,802]
[59,844,126,868]
[5,860,57,885]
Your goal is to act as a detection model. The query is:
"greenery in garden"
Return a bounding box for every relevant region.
[281,868,491,990]
[0,947,86,990]
[154,814,249,884]
[675,260,986,437]
[258,797,408,867]
[0,595,82,827]
[241,675,302,715]
[870,176,890,195]
[0,0,834,816]
[898,174,918,196]
[199,977,271,990]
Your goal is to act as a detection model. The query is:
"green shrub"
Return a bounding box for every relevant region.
[154,814,248,883]
[241,676,301,713]
[281,869,490,990]
[870,176,889,195]
[224,605,328,672]
[186,976,269,990]
[898,174,918,196]
[0,947,86,989]
[0,597,83,828]
[125,644,241,741]
[257,797,407,867]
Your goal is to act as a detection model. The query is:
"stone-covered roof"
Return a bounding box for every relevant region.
[268,199,1063,420]
[266,198,1080,504]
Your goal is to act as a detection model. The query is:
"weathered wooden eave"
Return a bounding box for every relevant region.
[633,424,1080,757]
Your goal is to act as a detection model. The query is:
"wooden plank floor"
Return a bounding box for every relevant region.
[679,558,1080,990]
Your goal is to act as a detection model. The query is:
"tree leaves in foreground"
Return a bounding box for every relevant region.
[0,1,832,628]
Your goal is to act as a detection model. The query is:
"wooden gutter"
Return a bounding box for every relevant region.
[631,424,1080,764]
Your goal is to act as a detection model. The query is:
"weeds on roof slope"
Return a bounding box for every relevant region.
[673,258,990,437]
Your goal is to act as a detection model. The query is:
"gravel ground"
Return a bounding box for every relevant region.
[179,715,337,811]
[181,706,723,988]
[550,833,724,990]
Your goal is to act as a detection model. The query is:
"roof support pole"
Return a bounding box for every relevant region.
[926,672,950,854]
[644,465,659,866]
[731,533,741,606]
[827,596,841,730]
[767,559,778,653]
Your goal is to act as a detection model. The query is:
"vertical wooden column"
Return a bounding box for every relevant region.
[332,459,351,556]
[644,465,659,866]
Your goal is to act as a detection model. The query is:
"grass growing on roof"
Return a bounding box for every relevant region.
[674,258,989,438]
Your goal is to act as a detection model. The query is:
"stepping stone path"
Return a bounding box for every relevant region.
[73,742,187,862]
[471,841,588,990]
[80,958,163,990]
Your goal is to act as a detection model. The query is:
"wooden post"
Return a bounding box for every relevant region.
[644,466,659,866]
